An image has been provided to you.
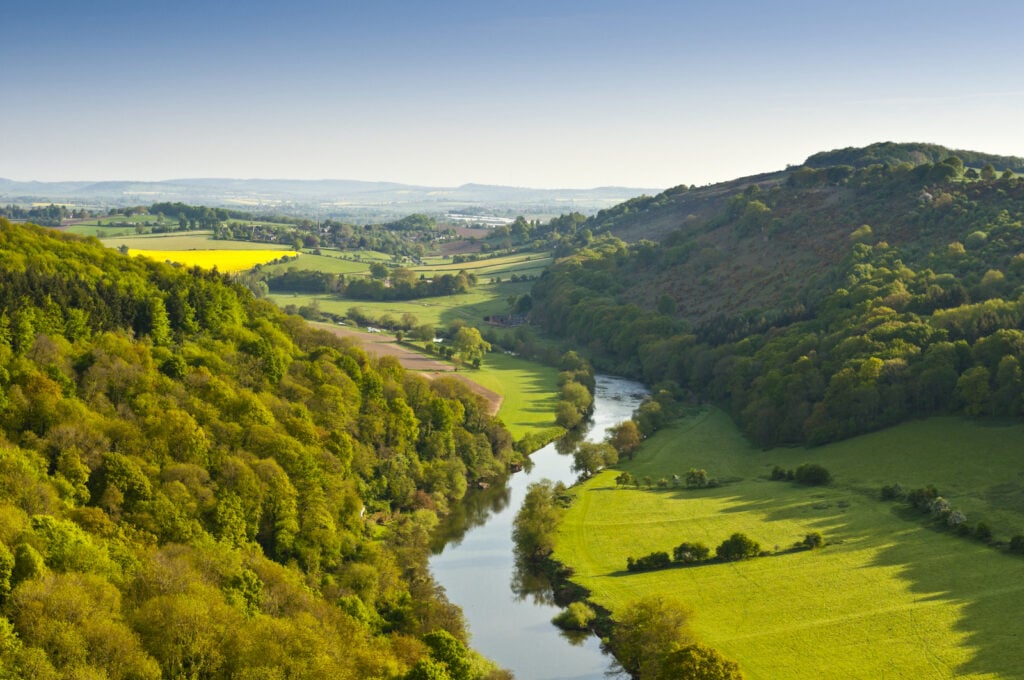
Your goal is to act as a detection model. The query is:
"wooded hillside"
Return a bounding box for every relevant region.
[530,144,1024,447]
[0,220,513,678]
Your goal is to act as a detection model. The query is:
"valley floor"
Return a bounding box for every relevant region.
[555,408,1024,679]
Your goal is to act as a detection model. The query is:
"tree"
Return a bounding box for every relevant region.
[715,533,760,561]
[607,420,642,459]
[957,366,991,416]
[551,601,596,631]
[572,441,617,478]
[673,541,710,564]
[512,481,565,560]
[658,644,744,680]
[451,326,490,366]
[801,532,825,549]
[610,596,694,679]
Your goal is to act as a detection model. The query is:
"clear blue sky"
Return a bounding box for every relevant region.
[3,0,1024,189]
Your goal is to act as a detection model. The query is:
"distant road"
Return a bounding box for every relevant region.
[312,322,503,416]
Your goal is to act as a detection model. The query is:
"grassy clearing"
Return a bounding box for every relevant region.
[131,249,299,273]
[554,408,1024,679]
[466,351,561,441]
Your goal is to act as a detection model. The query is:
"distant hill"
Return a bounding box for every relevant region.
[802,141,1024,172]
[0,177,657,221]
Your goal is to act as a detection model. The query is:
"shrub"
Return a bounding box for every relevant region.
[946,510,967,528]
[794,463,831,486]
[880,483,904,501]
[974,522,993,542]
[552,601,596,631]
[801,532,825,549]
[906,485,939,511]
[627,551,672,572]
[715,533,760,561]
[1009,535,1024,554]
[769,465,788,481]
[672,542,710,564]
[685,468,709,488]
[929,496,951,519]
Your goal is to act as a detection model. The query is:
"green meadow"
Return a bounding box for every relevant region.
[269,278,534,330]
[554,408,1024,679]
[99,232,291,251]
[466,351,562,441]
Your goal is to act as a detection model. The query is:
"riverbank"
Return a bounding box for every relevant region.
[430,376,648,680]
[553,407,1024,679]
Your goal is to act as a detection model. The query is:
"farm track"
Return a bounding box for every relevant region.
[313,323,503,416]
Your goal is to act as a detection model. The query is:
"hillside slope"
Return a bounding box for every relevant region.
[529,144,1024,447]
[0,220,515,678]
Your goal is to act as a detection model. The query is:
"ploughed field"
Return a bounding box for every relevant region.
[555,408,1024,679]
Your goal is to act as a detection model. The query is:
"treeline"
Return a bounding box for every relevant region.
[0,220,515,678]
[263,266,476,300]
[529,168,1024,447]
[0,204,86,227]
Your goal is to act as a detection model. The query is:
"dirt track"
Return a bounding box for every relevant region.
[313,323,504,416]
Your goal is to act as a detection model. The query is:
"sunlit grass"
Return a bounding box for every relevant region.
[555,409,1024,679]
[469,351,562,440]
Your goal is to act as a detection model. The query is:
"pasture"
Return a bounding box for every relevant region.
[269,278,533,330]
[467,351,562,441]
[554,408,1024,679]
[101,233,290,251]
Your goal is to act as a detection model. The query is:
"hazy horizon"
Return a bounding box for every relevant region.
[4,1,1024,189]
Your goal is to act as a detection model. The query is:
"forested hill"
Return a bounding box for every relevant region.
[0,219,515,678]
[529,144,1024,447]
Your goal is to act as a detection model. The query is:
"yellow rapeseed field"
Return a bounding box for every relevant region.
[130,249,298,273]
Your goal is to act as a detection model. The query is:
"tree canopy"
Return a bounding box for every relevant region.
[0,219,515,678]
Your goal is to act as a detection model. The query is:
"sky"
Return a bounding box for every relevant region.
[3,0,1024,190]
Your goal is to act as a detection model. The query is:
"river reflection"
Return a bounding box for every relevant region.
[429,375,647,680]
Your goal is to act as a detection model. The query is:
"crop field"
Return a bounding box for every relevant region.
[554,408,1024,679]
[131,249,299,273]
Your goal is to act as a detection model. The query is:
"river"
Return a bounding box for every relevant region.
[429,375,649,680]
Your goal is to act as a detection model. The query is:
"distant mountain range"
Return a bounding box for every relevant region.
[0,177,659,220]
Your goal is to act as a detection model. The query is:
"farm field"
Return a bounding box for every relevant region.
[554,408,1024,679]
[465,351,562,441]
[100,232,290,251]
[269,279,533,329]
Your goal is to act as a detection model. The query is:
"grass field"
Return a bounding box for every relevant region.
[554,408,1024,679]
[269,279,533,330]
[465,351,562,441]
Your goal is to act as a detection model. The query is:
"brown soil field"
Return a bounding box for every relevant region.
[312,323,503,416]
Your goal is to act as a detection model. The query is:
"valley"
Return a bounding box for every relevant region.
[4,142,1024,678]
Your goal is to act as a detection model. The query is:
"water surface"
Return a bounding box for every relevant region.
[430,375,648,679]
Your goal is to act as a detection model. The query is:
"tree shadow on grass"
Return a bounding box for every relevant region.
[654,482,1024,678]
[866,525,1024,678]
